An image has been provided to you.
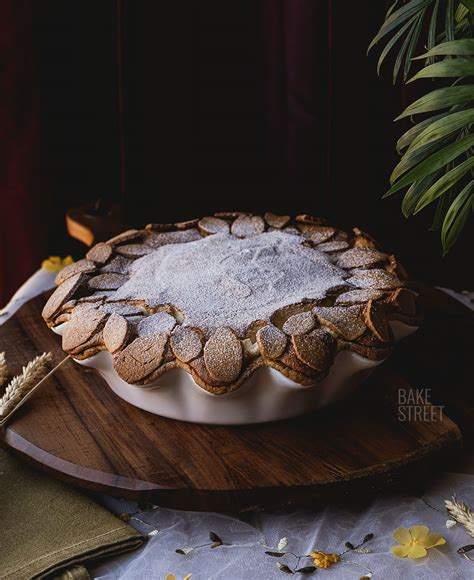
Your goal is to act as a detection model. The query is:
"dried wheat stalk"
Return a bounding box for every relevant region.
[0,352,7,387]
[445,496,474,538]
[0,352,52,418]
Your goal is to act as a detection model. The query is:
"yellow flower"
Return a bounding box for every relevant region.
[391,525,446,558]
[309,551,341,568]
[165,575,192,580]
[41,255,74,273]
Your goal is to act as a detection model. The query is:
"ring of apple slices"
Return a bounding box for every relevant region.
[42,213,420,394]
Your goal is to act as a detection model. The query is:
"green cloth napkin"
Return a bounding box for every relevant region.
[0,449,144,579]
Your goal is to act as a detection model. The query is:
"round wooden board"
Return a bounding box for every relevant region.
[0,285,468,512]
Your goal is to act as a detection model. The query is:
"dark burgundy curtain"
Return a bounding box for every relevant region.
[260,0,333,211]
[124,1,334,223]
[0,0,119,305]
[0,1,49,304]
[0,1,471,306]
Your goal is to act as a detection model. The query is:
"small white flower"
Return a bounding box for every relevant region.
[354,547,372,554]
[446,519,457,528]
[277,537,288,551]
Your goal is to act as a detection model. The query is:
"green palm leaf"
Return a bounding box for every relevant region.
[393,18,419,83]
[395,85,474,118]
[414,39,474,58]
[437,18,471,43]
[391,138,453,184]
[446,0,455,42]
[396,112,446,153]
[371,0,473,252]
[408,58,474,82]
[441,180,474,253]
[368,0,433,53]
[427,0,440,64]
[404,10,427,79]
[460,0,474,11]
[386,0,400,19]
[431,185,454,230]
[455,4,469,23]
[385,134,474,196]
[413,157,474,213]
[407,108,474,152]
[402,171,442,217]
[377,16,418,75]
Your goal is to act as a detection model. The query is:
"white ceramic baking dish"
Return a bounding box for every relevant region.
[53,320,416,425]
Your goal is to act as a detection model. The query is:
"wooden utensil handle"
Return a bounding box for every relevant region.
[66,200,125,247]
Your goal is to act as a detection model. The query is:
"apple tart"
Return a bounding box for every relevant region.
[42,213,419,421]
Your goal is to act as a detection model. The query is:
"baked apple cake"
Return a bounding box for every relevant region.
[42,213,420,423]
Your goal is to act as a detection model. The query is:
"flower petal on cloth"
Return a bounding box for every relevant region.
[407,544,428,559]
[391,545,412,558]
[393,527,411,544]
[41,255,74,273]
[408,525,430,540]
[421,533,446,548]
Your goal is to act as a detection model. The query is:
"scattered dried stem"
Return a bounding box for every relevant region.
[0,352,7,387]
[445,496,474,538]
[0,352,53,418]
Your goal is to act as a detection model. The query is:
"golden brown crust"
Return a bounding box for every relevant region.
[291,329,336,371]
[197,216,230,236]
[363,299,390,342]
[282,311,316,336]
[263,212,290,229]
[387,287,418,317]
[55,260,96,286]
[107,229,143,245]
[313,305,366,341]
[256,325,287,359]
[88,273,128,291]
[352,227,380,249]
[42,273,86,320]
[295,214,328,226]
[170,326,203,362]
[115,244,152,258]
[86,243,113,265]
[62,309,109,352]
[203,327,242,383]
[296,224,336,244]
[103,313,130,354]
[44,213,420,393]
[231,215,265,238]
[113,332,168,383]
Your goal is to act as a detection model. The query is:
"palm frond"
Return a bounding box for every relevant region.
[385,134,474,196]
[368,0,433,53]
[370,1,473,252]
[402,171,443,216]
[407,108,474,152]
[441,181,474,253]
[427,0,440,65]
[413,156,474,213]
[407,57,474,82]
[396,112,446,153]
[395,85,474,118]
[414,38,474,58]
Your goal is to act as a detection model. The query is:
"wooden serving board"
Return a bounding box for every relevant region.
[0,286,469,512]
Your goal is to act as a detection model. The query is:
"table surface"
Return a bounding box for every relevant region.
[2,270,474,580]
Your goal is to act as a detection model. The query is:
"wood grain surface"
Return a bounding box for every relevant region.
[0,285,468,511]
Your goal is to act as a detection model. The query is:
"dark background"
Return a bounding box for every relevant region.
[0,0,472,305]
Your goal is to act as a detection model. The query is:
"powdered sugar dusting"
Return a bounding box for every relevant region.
[114,231,348,335]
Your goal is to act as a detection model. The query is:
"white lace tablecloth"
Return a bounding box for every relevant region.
[2,271,473,580]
